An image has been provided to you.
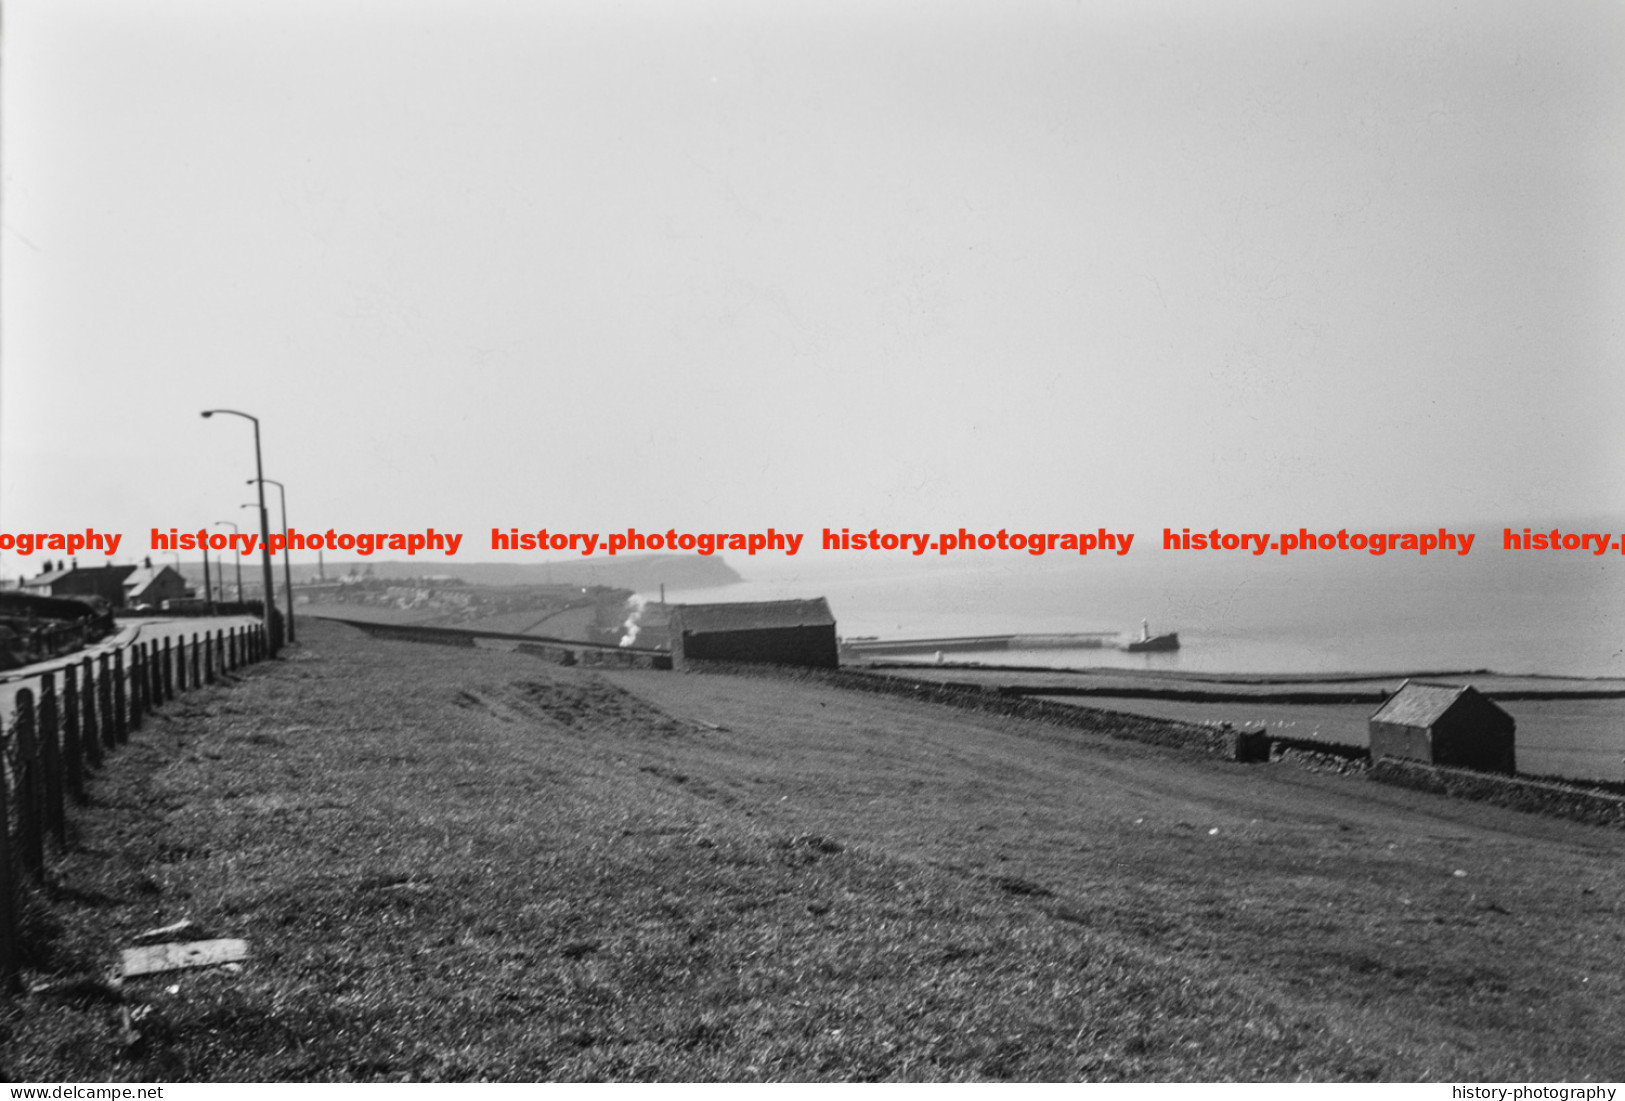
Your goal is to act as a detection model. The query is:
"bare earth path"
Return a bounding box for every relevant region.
[3,619,1621,1081]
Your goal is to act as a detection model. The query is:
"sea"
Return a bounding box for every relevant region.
[642,546,1625,679]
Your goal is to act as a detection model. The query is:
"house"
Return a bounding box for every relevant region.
[19,563,137,607]
[668,598,838,669]
[123,565,190,609]
[1368,680,1516,774]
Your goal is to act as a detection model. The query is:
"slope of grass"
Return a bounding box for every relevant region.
[3,619,1622,1081]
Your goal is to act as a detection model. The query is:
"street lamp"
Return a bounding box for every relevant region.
[160,552,185,605]
[201,409,277,653]
[248,477,296,644]
[239,503,279,625]
[201,540,215,614]
[214,521,244,602]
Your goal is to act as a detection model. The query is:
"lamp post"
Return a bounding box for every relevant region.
[248,477,296,644]
[160,552,184,605]
[201,541,215,614]
[239,503,280,627]
[214,521,244,602]
[201,409,277,653]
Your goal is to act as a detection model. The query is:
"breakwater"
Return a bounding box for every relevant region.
[840,632,1120,657]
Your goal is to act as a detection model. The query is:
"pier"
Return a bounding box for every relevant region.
[839,631,1120,657]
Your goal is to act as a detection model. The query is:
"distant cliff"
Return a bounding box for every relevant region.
[284,553,742,593]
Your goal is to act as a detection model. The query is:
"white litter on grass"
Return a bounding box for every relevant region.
[121,939,249,978]
[1208,828,1220,835]
[1453,869,1468,878]
[133,918,202,944]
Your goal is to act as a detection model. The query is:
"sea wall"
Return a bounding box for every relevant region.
[1368,758,1625,827]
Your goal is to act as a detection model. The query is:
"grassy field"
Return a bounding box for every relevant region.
[1029,696,1625,783]
[3,618,1622,1081]
[867,662,1625,783]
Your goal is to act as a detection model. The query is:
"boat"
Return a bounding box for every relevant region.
[1123,618,1180,652]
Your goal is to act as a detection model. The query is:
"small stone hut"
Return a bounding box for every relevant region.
[1368,680,1516,774]
[668,598,838,669]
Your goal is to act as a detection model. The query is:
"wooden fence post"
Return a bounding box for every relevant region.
[142,641,155,715]
[190,632,201,688]
[217,631,227,677]
[112,649,128,744]
[127,645,144,733]
[0,696,16,987]
[229,628,239,670]
[204,631,215,684]
[149,640,163,707]
[175,634,187,692]
[14,689,43,880]
[163,637,175,701]
[39,673,65,845]
[98,654,116,752]
[82,656,101,766]
[63,663,84,803]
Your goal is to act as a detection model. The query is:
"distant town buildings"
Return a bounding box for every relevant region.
[19,562,136,606]
[13,559,191,609]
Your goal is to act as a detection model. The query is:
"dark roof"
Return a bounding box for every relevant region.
[20,565,136,588]
[672,598,835,634]
[1370,681,1501,727]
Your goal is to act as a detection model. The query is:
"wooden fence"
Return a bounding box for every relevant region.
[0,619,268,988]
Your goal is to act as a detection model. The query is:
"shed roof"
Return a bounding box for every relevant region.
[1370,681,1492,728]
[672,598,835,634]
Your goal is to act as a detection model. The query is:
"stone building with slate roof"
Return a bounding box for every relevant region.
[1368,680,1516,774]
[668,598,838,669]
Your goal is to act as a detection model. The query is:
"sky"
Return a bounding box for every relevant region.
[3,0,1623,572]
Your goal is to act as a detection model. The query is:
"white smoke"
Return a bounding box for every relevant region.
[618,594,648,647]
